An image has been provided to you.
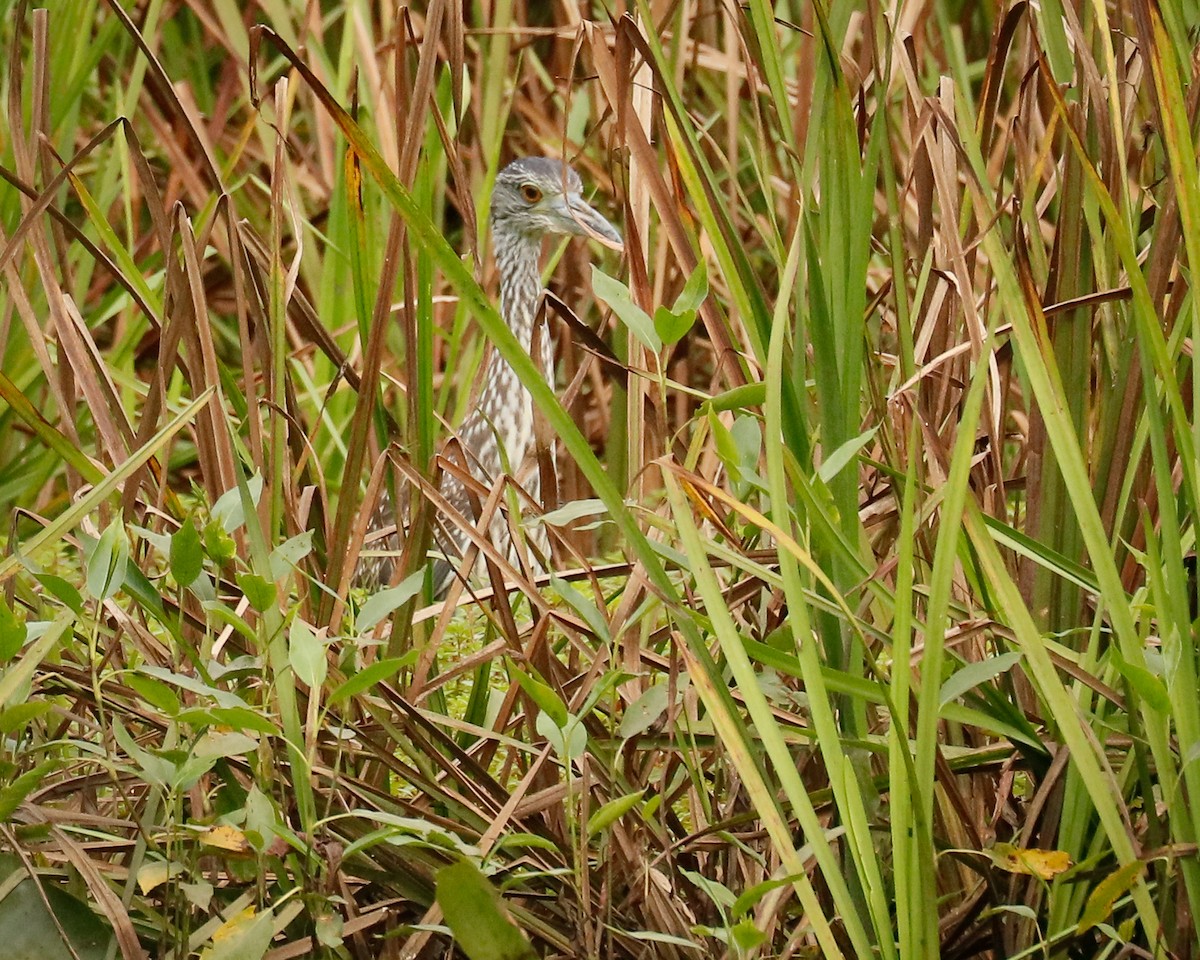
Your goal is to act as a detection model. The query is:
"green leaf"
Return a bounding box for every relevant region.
[619,930,702,949]
[203,523,236,564]
[586,790,644,837]
[0,701,52,735]
[170,515,203,587]
[550,577,611,643]
[357,571,425,633]
[118,561,168,623]
[0,372,106,487]
[181,880,213,910]
[0,852,112,959]
[126,674,181,716]
[816,425,880,484]
[0,612,73,710]
[34,573,83,614]
[979,903,1039,923]
[193,729,259,759]
[0,391,214,587]
[513,670,568,728]
[730,919,767,954]
[673,260,709,314]
[130,524,171,555]
[288,618,326,690]
[0,597,26,662]
[592,266,662,353]
[731,415,762,472]
[211,474,263,533]
[169,754,219,793]
[653,262,707,346]
[327,654,418,706]
[268,531,314,582]
[435,860,535,960]
[237,574,276,613]
[315,912,343,948]
[112,719,176,787]
[201,603,255,644]
[618,684,669,739]
[683,868,737,910]
[176,707,279,736]
[703,382,767,413]
[243,786,279,852]
[653,305,697,347]
[1110,648,1170,713]
[731,873,804,920]
[84,522,128,600]
[489,833,563,855]
[708,410,740,477]
[138,666,249,709]
[939,652,1023,708]
[0,760,58,821]
[535,711,586,761]
[537,499,609,527]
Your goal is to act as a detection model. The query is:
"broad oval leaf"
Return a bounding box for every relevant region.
[618,684,669,739]
[193,729,259,759]
[237,574,277,613]
[170,515,203,587]
[357,571,425,633]
[288,618,327,690]
[592,266,662,353]
[199,906,274,960]
[269,531,314,582]
[435,860,535,960]
[34,573,83,614]
[211,474,263,534]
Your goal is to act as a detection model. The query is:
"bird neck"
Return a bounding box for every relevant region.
[462,226,549,477]
[492,226,544,354]
[480,224,554,417]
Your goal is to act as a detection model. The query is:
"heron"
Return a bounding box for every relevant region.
[359,156,623,595]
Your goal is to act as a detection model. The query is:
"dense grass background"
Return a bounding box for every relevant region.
[1,0,1199,957]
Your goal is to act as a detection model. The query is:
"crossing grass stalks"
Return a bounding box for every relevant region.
[1,1,1199,958]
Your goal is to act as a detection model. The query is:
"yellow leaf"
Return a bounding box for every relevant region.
[1080,861,1147,932]
[200,905,276,960]
[987,843,1071,879]
[137,860,181,894]
[213,907,258,942]
[200,824,251,854]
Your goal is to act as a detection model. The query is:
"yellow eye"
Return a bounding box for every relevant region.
[520,184,542,203]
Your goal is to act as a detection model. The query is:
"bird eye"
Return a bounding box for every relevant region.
[520,184,542,203]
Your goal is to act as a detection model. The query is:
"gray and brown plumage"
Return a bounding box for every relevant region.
[360,156,622,595]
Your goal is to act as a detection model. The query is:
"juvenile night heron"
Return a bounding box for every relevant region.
[361,156,623,594]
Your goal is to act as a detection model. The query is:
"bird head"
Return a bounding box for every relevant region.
[491,157,623,251]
